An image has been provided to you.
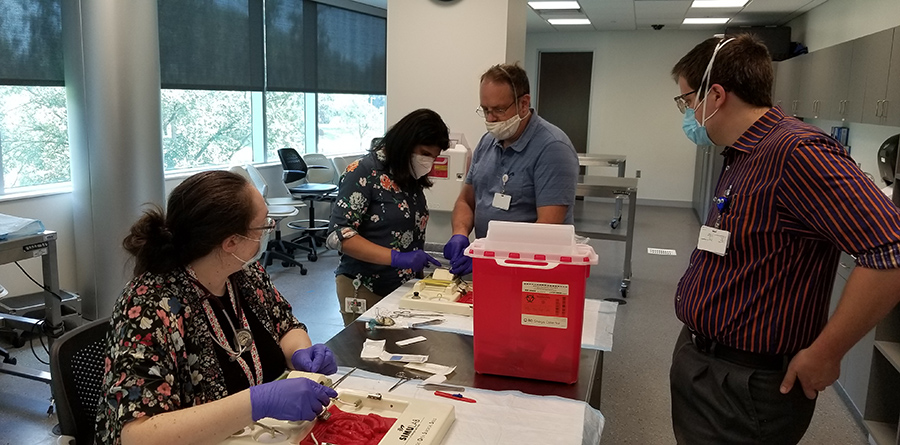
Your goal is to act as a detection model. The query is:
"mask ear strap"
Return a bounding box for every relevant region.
[496,65,520,114]
[698,37,735,123]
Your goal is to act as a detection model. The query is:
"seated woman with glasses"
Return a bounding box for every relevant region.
[327,108,450,326]
[96,170,339,445]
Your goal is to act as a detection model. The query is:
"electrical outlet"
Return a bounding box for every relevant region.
[344,297,367,314]
[636,169,642,178]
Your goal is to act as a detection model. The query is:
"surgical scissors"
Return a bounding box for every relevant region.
[389,371,411,392]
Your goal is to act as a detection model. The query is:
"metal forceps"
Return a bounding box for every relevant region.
[389,371,410,392]
[317,367,358,421]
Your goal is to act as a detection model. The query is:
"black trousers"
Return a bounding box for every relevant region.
[670,326,817,445]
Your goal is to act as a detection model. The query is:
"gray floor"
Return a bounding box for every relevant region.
[0,201,870,444]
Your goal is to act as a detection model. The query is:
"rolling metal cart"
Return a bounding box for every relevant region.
[575,176,637,299]
[0,231,81,383]
[578,154,627,228]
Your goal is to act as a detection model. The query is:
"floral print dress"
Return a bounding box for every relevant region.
[94,263,304,445]
[329,149,430,296]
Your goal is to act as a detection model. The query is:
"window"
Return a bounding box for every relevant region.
[0,85,69,192]
[0,0,67,193]
[265,91,307,159]
[317,93,386,155]
[160,89,252,172]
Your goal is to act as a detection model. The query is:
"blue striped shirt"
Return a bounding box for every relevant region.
[676,107,900,354]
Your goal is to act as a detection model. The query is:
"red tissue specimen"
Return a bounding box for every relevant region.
[299,404,397,445]
[457,290,474,305]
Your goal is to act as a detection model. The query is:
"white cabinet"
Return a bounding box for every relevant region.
[773,56,803,116]
[798,43,853,121]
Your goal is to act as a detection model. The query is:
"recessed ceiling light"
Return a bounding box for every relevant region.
[548,18,591,25]
[529,1,581,10]
[683,17,731,24]
[691,0,749,7]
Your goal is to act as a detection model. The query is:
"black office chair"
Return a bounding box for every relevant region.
[277,148,338,262]
[50,317,110,445]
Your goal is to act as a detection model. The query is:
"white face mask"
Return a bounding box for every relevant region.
[485,112,524,141]
[410,153,435,179]
[232,231,270,269]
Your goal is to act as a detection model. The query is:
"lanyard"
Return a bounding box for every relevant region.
[185,266,263,387]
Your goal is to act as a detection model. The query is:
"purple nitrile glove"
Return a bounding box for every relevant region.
[249,377,337,421]
[390,249,441,272]
[449,252,473,276]
[291,344,338,375]
[443,234,470,262]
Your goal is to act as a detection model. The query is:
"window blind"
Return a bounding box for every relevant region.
[265,0,385,95]
[0,0,64,86]
[157,0,264,90]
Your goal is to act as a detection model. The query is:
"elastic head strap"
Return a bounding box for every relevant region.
[697,37,735,123]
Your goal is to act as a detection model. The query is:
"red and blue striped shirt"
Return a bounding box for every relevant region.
[676,106,900,354]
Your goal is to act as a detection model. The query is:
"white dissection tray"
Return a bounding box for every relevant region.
[222,387,455,445]
[399,277,473,317]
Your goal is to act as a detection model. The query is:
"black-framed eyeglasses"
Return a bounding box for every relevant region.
[674,90,697,114]
[476,100,518,119]
[248,217,276,236]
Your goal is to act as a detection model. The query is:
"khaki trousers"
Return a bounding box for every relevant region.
[334,274,385,327]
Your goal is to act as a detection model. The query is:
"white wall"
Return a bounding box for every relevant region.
[789,0,900,52]
[385,0,526,144]
[526,30,713,204]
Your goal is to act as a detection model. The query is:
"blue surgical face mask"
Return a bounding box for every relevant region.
[683,106,715,146]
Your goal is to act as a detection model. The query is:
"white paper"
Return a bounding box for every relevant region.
[405,363,456,376]
[396,335,427,346]
[361,339,386,359]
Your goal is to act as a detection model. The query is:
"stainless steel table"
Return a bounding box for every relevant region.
[576,176,638,299]
[579,154,627,228]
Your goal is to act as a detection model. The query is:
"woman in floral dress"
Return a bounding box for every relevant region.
[95,170,339,444]
[328,108,450,325]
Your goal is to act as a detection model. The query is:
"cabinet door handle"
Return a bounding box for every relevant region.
[839,100,846,117]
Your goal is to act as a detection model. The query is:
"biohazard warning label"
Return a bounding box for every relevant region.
[521,281,569,329]
[429,156,449,179]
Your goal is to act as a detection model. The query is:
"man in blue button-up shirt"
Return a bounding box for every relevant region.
[442,63,579,276]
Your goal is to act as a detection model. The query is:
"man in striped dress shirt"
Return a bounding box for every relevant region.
[669,34,900,444]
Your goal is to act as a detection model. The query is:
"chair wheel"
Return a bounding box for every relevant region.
[308,253,318,262]
[282,261,292,267]
[300,268,308,275]
[11,334,26,348]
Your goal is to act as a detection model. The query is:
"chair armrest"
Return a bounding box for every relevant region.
[306,165,329,170]
[282,169,307,183]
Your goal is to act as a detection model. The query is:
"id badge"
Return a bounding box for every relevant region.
[492,192,511,210]
[697,225,730,256]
